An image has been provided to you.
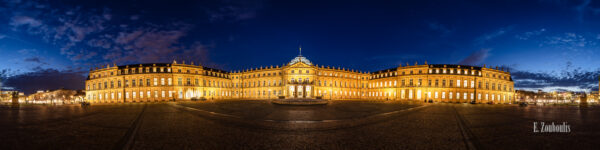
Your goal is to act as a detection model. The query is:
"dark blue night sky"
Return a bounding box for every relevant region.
[1,0,599,94]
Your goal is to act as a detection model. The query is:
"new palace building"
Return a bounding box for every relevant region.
[85,53,514,104]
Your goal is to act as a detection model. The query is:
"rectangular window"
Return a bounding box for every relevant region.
[178,78,182,85]
[457,80,461,87]
[154,78,158,86]
[401,90,405,99]
[168,78,172,85]
[161,78,165,85]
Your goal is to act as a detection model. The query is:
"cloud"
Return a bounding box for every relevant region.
[512,61,599,92]
[99,24,206,64]
[541,32,595,48]
[515,28,546,40]
[17,49,38,55]
[540,0,600,22]
[130,15,140,20]
[428,22,453,36]
[574,0,600,22]
[71,51,97,61]
[457,48,491,65]
[0,34,5,39]
[0,68,86,94]
[4,3,110,62]
[512,70,599,92]
[9,16,42,28]
[3,1,213,66]
[474,26,515,46]
[23,56,49,66]
[102,8,112,20]
[24,57,41,63]
[205,0,264,23]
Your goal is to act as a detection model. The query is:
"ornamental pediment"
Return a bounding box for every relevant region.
[289,62,311,68]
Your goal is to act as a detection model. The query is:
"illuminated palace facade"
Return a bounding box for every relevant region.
[85,54,515,104]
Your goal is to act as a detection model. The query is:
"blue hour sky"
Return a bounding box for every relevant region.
[1,0,599,94]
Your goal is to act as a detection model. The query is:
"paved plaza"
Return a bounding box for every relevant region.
[1,100,599,149]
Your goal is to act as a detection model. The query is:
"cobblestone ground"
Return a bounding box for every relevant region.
[0,101,598,150]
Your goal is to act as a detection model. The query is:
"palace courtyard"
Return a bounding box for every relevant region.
[0,100,598,149]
